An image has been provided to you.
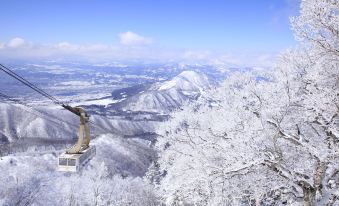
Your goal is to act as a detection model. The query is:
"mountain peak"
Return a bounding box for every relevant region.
[158,70,210,91]
[119,71,212,113]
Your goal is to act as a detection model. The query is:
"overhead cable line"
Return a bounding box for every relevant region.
[0,64,62,105]
[0,91,113,135]
[0,91,79,130]
[0,64,117,136]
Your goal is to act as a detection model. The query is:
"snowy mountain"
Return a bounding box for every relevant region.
[110,71,212,114]
[0,70,211,156]
[0,101,158,145]
[0,71,210,146]
[0,102,76,143]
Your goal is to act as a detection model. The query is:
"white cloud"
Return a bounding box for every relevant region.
[0,37,278,67]
[55,42,80,51]
[119,31,152,46]
[217,52,278,68]
[6,37,26,48]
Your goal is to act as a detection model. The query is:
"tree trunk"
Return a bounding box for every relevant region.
[302,186,316,206]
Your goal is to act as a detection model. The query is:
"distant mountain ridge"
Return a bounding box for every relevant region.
[0,103,77,143]
[109,70,212,114]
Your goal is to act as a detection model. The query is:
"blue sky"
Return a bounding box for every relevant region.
[0,0,301,66]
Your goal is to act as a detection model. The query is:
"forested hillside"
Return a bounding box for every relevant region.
[152,0,339,205]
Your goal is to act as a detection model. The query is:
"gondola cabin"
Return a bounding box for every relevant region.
[58,146,96,172]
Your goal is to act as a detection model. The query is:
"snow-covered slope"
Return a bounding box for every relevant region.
[0,134,157,205]
[158,70,211,92]
[0,103,77,143]
[117,71,212,113]
[0,101,157,148]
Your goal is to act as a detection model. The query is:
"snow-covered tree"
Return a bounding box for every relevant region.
[291,0,338,58]
[153,0,338,205]
[0,135,159,206]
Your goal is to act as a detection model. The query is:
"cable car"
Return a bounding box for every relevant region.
[0,63,97,172]
[57,106,96,172]
[58,146,96,172]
